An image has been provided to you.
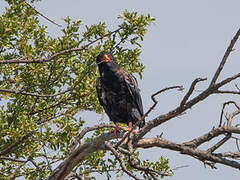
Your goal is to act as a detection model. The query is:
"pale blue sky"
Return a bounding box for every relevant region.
[1,0,240,179]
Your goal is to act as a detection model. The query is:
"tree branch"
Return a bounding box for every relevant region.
[0,28,122,64]
[25,2,62,27]
[183,127,235,148]
[136,137,240,169]
[115,86,183,148]
[180,78,207,107]
[105,142,139,180]
[209,28,240,87]
[0,88,58,98]
[0,131,36,156]
[47,28,240,179]
[206,133,231,153]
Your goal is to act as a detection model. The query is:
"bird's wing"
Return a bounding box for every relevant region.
[96,77,107,107]
[123,71,144,116]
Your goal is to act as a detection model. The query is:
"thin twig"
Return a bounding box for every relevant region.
[207,133,231,153]
[25,2,62,27]
[180,78,207,107]
[235,84,240,91]
[0,88,58,98]
[215,73,240,88]
[215,90,240,95]
[219,101,232,127]
[147,86,184,118]
[0,156,28,163]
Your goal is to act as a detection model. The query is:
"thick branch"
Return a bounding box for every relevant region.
[47,132,123,180]
[136,137,240,169]
[137,72,240,141]
[47,127,240,179]
[183,126,238,148]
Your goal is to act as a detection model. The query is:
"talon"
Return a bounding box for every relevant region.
[110,123,120,137]
[125,122,138,135]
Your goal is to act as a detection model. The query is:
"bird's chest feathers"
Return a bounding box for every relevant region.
[101,69,124,91]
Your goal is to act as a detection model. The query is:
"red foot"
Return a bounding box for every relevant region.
[110,123,120,136]
[125,122,138,135]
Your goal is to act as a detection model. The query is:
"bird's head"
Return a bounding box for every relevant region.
[96,51,114,65]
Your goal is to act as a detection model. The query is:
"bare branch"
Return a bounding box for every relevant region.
[207,133,231,153]
[137,72,240,141]
[25,2,62,27]
[147,86,184,118]
[209,28,240,87]
[215,90,240,95]
[214,152,240,159]
[227,109,240,128]
[219,101,240,127]
[136,137,240,169]
[215,73,240,89]
[47,132,124,180]
[69,124,121,153]
[183,127,230,148]
[105,142,139,180]
[180,78,207,107]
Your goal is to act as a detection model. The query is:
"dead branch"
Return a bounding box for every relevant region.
[206,133,231,153]
[209,28,240,87]
[180,78,207,107]
[47,28,240,179]
[47,132,124,180]
[69,124,121,153]
[25,2,62,27]
[105,142,139,180]
[136,137,240,169]
[215,90,240,95]
[183,126,235,148]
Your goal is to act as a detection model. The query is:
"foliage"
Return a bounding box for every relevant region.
[0,1,171,179]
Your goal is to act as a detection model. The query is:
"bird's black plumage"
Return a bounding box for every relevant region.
[96,51,145,131]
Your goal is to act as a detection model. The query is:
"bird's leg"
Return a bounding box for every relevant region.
[125,121,137,134]
[113,122,120,137]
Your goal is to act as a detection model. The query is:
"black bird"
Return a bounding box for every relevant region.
[96,51,145,135]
